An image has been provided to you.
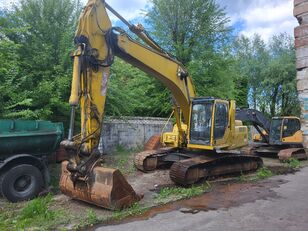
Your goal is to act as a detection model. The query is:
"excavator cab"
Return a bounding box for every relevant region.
[188,98,228,148]
[269,117,302,145]
[163,98,248,150]
[187,98,248,150]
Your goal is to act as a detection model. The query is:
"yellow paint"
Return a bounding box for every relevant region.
[282,130,303,143]
[69,0,248,155]
[187,143,214,150]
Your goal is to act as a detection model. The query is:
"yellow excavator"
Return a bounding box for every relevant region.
[235,109,306,160]
[59,0,263,210]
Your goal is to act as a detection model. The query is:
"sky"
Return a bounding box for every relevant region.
[0,0,298,42]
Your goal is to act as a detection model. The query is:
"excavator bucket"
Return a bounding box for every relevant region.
[278,148,308,161]
[59,161,141,210]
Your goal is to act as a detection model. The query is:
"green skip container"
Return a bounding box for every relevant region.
[0,120,64,159]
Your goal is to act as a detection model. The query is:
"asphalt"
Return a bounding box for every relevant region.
[96,166,308,231]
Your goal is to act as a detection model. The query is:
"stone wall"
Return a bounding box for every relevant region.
[100,117,172,153]
[294,0,308,148]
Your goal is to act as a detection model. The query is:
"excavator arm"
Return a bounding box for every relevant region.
[60,0,195,210]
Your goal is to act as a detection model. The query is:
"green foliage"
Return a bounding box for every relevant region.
[0,0,299,126]
[284,158,301,169]
[112,203,146,220]
[0,0,80,123]
[155,182,211,203]
[232,33,299,116]
[106,58,172,117]
[85,209,99,225]
[147,0,235,100]
[104,144,142,175]
[0,194,67,230]
[256,167,273,179]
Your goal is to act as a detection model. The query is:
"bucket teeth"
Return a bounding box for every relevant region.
[60,161,141,210]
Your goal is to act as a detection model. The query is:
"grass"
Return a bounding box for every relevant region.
[256,167,273,179]
[155,182,211,204]
[238,167,273,182]
[49,163,61,191]
[284,158,301,170]
[0,194,67,231]
[112,202,147,220]
[105,144,142,175]
[74,209,102,229]
[74,203,147,229]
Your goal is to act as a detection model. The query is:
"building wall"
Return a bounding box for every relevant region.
[294,0,308,148]
[100,117,172,153]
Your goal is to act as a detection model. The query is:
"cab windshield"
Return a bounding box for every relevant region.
[190,102,213,145]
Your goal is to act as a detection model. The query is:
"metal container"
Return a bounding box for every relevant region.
[0,120,64,159]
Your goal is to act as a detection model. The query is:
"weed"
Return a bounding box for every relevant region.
[155,181,211,203]
[49,163,61,190]
[284,158,300,169]
[0,194,67,230]
[74,209,104,229]
[238,172,249,182]
[112,202,146,220]
[86,209,99,225]
[256,167,273,179]
[105,145,142,175]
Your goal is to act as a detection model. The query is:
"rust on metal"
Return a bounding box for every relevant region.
[60,161,141,210]
[144,135,162,151]
[278,148,307,161]
[55,145,70,162]
[134,147,176,172]
[240,145,258,156]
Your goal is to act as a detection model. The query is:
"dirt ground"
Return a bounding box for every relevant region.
[0,152,307,230]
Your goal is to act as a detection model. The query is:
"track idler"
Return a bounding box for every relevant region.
[60,161,141,210]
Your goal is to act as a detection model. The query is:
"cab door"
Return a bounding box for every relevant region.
[213,101,229,145]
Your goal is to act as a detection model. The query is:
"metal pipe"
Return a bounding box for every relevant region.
[68,106,76,141]
[104,1,132,28]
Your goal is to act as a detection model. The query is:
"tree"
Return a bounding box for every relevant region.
[233,34,269,110]
[0,0,82,122]
[262,33,299,116]
[232,33,300,116]
[146,0,235,100]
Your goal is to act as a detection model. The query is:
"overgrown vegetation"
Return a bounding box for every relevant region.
[73,203,147,229]
[103,145,142,175]
[256,167,273,179]
[0,194,67,230]
[155,182,211,204]
[238,167,273,182]
[74,209,102,229]
[0,0,299,125]
[112,203,147,220]
[284,158,301,170]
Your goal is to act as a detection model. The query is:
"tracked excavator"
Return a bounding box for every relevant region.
[59,0,263,210]
[236,109,307,160]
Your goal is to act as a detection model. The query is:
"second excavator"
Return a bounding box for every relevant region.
[236,109,307,160]
[59,0,263,210]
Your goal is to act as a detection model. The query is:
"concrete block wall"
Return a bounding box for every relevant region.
[100,117,172,153]
[294,0,308,148]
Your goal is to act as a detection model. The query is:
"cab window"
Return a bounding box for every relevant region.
[282,119,300,138]
[214,103,228,140]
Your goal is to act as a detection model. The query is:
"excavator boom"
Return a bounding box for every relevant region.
[60,0,263,209]
[60,0,195,209]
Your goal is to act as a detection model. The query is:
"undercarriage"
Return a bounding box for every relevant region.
[134,148,263,185]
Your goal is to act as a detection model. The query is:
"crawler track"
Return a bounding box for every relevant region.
[135,148,263,186]
[134,147,176,172]
[170,154,263,186]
